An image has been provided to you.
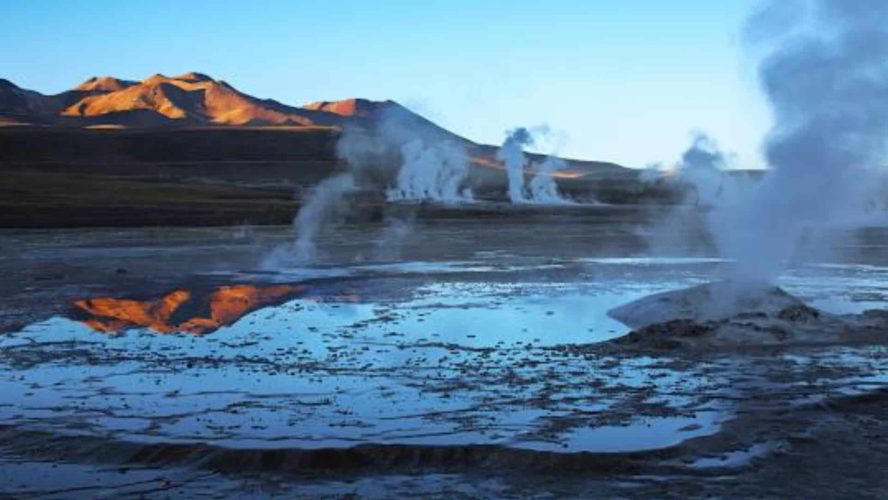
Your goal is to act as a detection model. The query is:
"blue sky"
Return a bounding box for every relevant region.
[0,0,769,168]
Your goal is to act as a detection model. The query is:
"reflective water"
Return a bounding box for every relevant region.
[1,253,885,457]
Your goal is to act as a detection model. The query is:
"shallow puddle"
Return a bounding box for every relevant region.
[0,255,885,459]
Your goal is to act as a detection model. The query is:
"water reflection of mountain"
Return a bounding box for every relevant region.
[72,283,308,335]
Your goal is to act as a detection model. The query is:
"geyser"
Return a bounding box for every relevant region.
[527,156,574,205]
[387,139,473,204]
[263,106,475,267]
[721,0,888,286]
[497,127,573,205]
[649,1,888,289]
[618,0,888,331]
[497,127,533,203]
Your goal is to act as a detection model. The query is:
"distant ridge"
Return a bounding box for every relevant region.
[0,72,412,129]
[0,72,631,180]
[58,72,340,127]
[74,76,137,92]
[304,98,395,118]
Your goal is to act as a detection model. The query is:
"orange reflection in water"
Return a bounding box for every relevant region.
[74,284,307,335]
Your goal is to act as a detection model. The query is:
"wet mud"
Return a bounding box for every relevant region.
[0,220,886,497]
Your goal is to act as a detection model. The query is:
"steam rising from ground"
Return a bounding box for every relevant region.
[290,174,356,263]
[387,139,472,203]
[264,113,585,267]
[722,0,888,286]
[676,133,733,206]
[497,128,534,203]
[261,173,357,268]
[497,127,573,205]
[640,133,753,259]
[528,156,570,204]
[670,133,754,210]
[645,1,888,291]
[263,104,492,267]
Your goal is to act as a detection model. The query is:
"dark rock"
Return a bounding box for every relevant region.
[777,304,821,322]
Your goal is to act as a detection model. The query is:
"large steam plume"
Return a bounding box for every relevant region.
[720,0,888,286]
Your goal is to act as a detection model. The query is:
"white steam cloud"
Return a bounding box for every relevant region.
[719,0,888,286]
[387,139,472,203]
[674,132,749,208]
[649,1,888,287]
[263,105,474,268]
[527,156,572,204]
[497,127,533,203]
[497,126,573,205]
[261,173,356,268]
[640,132,753,258]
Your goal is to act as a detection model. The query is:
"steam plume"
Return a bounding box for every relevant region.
[497,126,573,204]
[723,0,888,285]
[497,127,533,203]
[675,132,745,208]
[262,173,356,268]
[527,156,572,205]
[263,105,474,267]
[641,132,750,258]
[387,139,472,203]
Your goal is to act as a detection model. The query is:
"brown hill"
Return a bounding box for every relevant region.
[59,72,343,127]
[0,73,462,134]
[1,77,132,125]
[74,76,137,92]
[304,98,393,118]
[0,78,51,124]
[0,72,650,228]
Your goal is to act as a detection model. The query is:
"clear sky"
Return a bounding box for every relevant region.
[0,0,770,168]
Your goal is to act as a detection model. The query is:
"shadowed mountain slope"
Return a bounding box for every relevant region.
[0,73,665,227]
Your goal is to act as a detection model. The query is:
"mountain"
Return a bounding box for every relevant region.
[0,77,126,125]
[73,76,137,92]
[0,72,653,228]
[0,72,487,159]
[58,72,346,127]
[304,98,395,118]
[0,78,54,124]
[0,73,407,128]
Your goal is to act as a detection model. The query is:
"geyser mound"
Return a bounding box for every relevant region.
[608,282,808,330]
[608,282,888,350]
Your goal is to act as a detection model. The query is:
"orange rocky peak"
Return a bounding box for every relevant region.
[74,76,137,92]
[60,71,323,126]
[303,98,395,118]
